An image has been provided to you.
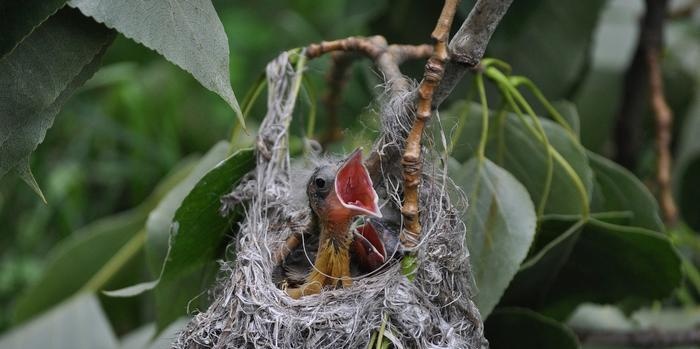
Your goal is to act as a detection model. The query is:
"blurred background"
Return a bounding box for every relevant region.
[2,0,700,346]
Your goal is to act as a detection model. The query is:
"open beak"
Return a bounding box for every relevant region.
[335,148,382,218]
[351,221,389,271]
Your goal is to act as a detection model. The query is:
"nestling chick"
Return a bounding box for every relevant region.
[281,148,382,298]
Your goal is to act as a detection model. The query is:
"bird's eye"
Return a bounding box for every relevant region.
[315,177,326,189]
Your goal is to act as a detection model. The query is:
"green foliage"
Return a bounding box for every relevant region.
[12,160,196,324]
[456,157,536,318]
[0,0,68,58]
[2,1,699,348]
[106,146,254,330]
[144,141,231,274]
[487,0,606,98]
[503,217,681,320]
[486,307,579,349]
[588,151,664,231]
[68,0,243,126]
[0,7,114,198]
[675,107,700,231]
[0,294,118,349]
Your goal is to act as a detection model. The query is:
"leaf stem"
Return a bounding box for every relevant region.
[509,76,576,139]
[302,75,318,139]
[476,73,489,161]
[82,229,146,293]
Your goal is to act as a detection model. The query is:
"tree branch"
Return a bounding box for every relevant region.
[613,0,668,170]
[575,326,700,347]
[433,0,514,107]
[648,46,678,225]
[320,52,354,146]
[400,0,461,249]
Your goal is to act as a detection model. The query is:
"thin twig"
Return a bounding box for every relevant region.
[400,0,461,249]
[575,326,700,347]
[316,44,433,147]
[320,52,355,146]
[648,47,678,225]
[433,0,515,107]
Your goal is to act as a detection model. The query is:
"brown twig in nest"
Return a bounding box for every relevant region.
[400,0,460,249]
[306,37,433,148]
[306,36,432,92]
[648,47,678,225]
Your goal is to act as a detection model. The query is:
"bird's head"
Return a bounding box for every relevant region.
[307,148,382,224]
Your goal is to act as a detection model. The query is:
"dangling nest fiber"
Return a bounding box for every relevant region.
[173,51,486,348]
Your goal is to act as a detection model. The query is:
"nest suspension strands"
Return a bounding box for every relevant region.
[173,45,485,348]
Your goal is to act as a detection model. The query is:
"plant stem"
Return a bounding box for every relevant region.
[83,229,146,293]
[476,73,489,161]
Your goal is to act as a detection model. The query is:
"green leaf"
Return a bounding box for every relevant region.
[154,147,254,330]
[1,294,118,349]
[0,7,114,196]
[485,307,579,349]
[502,217,681,320]
[12,210,145,324]
[446,102,594,216]
[0,0,69,58]
[116,319,188,349]
[108,147,254,330]
[455,158,537,318]
[145,141,231,275]
[12,160,196,324]
[487,0,605,99]
[68,0,243,126]
[588,151,664,232]
[675,107,700,231]
[552,101,581,138]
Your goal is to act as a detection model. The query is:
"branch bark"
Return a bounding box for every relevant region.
[400,0,461,249]
[648,46,677,225]
[613,0,668,170]
[433,0,514,107]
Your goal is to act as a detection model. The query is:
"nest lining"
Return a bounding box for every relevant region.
[173,51,486,349]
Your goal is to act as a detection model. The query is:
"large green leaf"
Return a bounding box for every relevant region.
[0,7,114,196]
[68,0,243,125]
[485,307,579,349]
[487,0,605,99]
[145,141,231,275]
[1,294,117,349]
[588,151,664,232]
[160,147,254,283]
[446,102,594,216]
[153,147,253,330]
[0,0,68,58]
[502,217,681,320]
[12,210,145,324]
[12,160,196,324]
[675,104,700,231]
[107,147,254,330]
[455,158,537,318]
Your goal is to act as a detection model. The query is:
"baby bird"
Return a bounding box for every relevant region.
[351,218,401,273]
[283,149,382,299]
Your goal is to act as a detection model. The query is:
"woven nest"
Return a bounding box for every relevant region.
[173,51,486,349]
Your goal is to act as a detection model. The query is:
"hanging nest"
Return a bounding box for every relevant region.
[173,51,486,348]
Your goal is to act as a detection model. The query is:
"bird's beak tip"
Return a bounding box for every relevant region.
[335,148,381,218]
